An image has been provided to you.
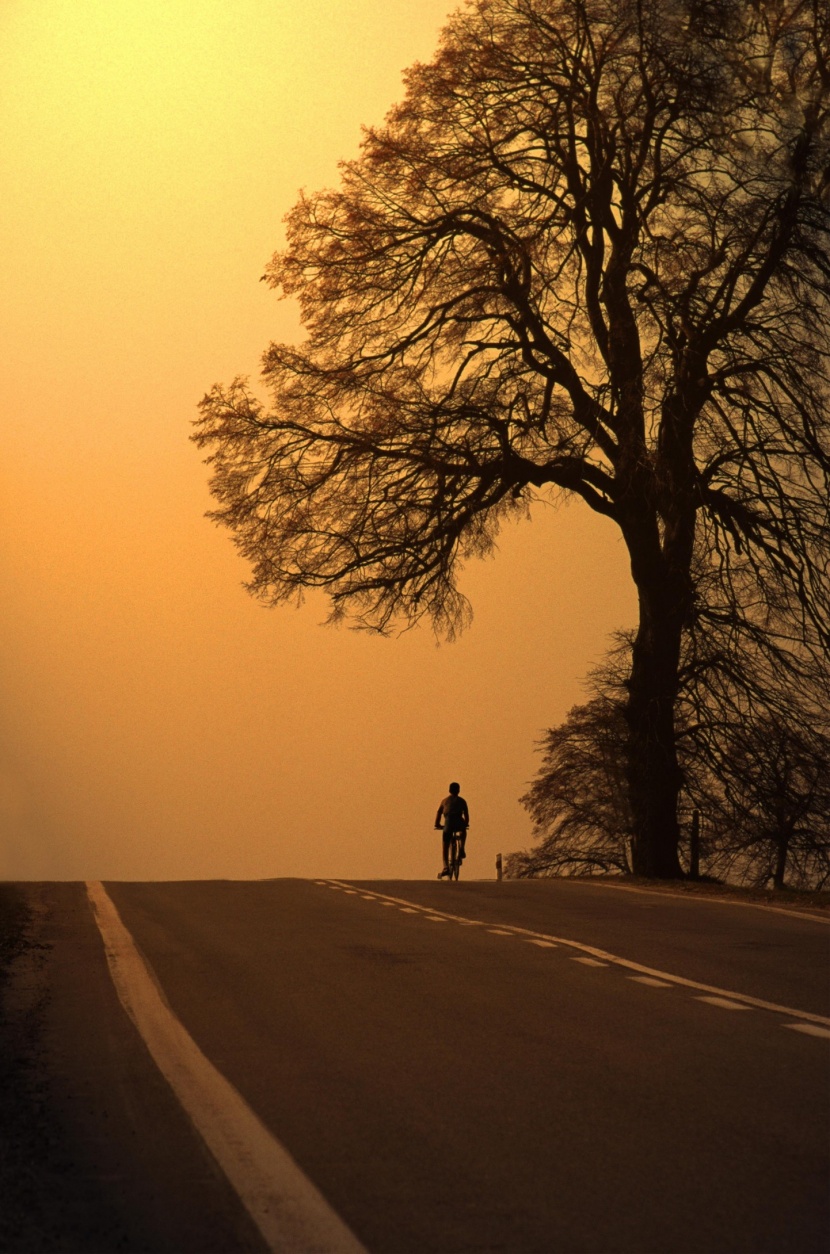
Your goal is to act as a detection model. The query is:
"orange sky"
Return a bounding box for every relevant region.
[0,0,635,880]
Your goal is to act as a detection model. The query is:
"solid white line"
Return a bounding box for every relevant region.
[86,882,366,1254]
[324,881,830,1028]
[695,996,752,1011]
[562,878,830,924]
[784,1023,830,1039]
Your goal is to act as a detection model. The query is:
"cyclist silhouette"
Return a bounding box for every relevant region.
[434,782,469,879]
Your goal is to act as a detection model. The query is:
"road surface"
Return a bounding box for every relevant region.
[2,878,827,1253]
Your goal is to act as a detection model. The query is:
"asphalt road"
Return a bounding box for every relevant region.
[2,878,828,1253]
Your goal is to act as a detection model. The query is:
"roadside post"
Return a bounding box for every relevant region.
[496,853,503,882]
[689,809,701,880]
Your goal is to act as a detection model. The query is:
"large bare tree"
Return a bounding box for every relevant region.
[194,0,830,877]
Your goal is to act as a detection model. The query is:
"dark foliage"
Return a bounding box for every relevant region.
[511,694,633,877]
[511,627,830,888]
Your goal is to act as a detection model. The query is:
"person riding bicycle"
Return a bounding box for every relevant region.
[435,782,469,879]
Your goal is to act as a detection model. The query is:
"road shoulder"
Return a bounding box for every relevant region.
[0,882,264,1253]
[564,875,830,922]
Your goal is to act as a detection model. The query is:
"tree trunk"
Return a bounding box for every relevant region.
[624,580,686,879]
[773,832,790,889]
[617,376,698,880]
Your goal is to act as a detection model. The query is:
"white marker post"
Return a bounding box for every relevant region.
[496,853,503,882]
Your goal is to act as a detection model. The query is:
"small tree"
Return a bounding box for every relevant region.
[195,0,830,877]
[511,694,632,877]
[512,625,830,886]
[703,715,830,889]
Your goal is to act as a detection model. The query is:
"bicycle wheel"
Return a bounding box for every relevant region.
[450,836,461,880]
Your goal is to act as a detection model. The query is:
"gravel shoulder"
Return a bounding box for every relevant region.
[0,883,65,1252]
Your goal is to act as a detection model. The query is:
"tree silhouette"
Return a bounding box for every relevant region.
[195,0,830,877]
[513,693,633,878]
[708,714,830,888]
[511,629,830,888]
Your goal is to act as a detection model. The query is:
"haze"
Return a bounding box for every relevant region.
[0,0,635,881]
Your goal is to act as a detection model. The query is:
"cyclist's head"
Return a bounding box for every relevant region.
[449,781,460,794]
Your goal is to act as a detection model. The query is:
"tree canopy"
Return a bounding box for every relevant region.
[195,0,830,876]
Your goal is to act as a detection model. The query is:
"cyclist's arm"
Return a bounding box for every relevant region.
[435,804,444,829]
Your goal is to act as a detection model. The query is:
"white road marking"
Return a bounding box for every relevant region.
[695,996,752,1011]
[380,902,395,908]
[571,957,608,967]
[425,916,447,922]
[323,881,830,1029]
[399,908,419,914]
[487,928,514,936]
[86,882,367,1254]
[628,976,673,989]
[565,878,830,924]
[526,939,557,949]
[784,1023,830,1039]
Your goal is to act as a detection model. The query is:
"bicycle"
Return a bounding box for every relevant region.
[445,829,464,880]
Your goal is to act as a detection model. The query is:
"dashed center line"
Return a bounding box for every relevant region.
[696,996,752,1011]
[319,881,829,1036]
[785,1023,830,1039]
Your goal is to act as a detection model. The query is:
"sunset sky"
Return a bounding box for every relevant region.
[0,0,635,881]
